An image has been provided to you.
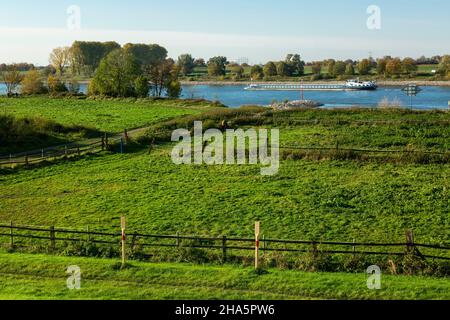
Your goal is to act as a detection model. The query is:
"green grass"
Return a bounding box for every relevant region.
[0,97,219,133]
[0,108,449,245]
[0,251,448,300]
[1,146,448,244]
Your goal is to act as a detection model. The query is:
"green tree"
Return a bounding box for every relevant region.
[285,54,305,76]
[438,55,450,75]
[124,43,168,68]
[333,61,347,76]
[357,59,371,75]
[250,65,264,80]
[89,49,141,97]
[311,62,322,75]
[70,41,121,74]
[263,62,277,78]
[229,64,244,80]
[326,60,336,77]
[402,57,418,75]
[20,69,45,95]
[207,56,228,76]
[177,54,196,76]
[134,76,150,98]
[167,80,182,98]
[376,58,388,76]
[276,61,290,77]
[345,63,355,76]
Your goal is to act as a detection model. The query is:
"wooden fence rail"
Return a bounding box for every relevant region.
[0,135,125,166]
[1,223,449,262]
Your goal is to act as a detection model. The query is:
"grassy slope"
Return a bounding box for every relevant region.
[0,251,448,300]
[1,147,448,244]
[0,97,217,133]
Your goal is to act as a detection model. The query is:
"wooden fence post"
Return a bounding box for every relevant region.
[77,147,81,156]
[24,154,29,166]
[101,136,105,151]
[121,217,126,267]
[352,238,356,255]
[222,236,227,263]
[405,230,414,254]
[105,133,109,149]
[10,221,14,249]
[124,129,129,144]
[255,221,261,270]
[131,232,137,251]
[49,226,56,251]
[86,226,91,242]
[176,232,180,247]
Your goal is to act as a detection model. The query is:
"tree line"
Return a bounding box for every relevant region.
[2,45,450,97]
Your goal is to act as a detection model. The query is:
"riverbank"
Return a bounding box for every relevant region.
[181,80,450,87]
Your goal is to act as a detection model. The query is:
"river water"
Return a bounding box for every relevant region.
[1,83,449,110]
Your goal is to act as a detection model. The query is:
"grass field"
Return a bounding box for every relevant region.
[0,99,449,299]
[0,251,448,300]
[0,106,448,244]
[0,97,220,133]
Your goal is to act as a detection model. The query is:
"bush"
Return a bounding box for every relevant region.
[21,70,46,95]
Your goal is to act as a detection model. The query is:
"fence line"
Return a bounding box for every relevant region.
[0,134,126,166]
[1,223,449,262]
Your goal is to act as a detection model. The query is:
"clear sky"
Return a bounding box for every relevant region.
[1,0,449,65]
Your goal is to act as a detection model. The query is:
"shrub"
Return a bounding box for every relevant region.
[21,70,46,95]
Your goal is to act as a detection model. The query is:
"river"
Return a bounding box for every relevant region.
[1,83,449,110]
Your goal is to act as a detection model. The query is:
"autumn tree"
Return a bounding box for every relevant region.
[1,68,23,96]
[20,69,45,95]
[438,55,450,75]
[148,58,178,97]
[385,58,403,76]
[402,57,418,75]
[49,47,71,75]
[357,59,372,75]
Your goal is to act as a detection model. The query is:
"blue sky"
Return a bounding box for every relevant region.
[1,0,449,65]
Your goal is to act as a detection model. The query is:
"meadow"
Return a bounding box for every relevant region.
[0,251,448,300]
[0,98,449,294]
[0,96,221,134]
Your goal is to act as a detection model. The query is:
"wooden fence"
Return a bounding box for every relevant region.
[0,223,449,262]
[0,133,126,167]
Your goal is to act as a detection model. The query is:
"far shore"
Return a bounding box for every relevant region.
[75,79,450,87]
[180,80,450,87]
